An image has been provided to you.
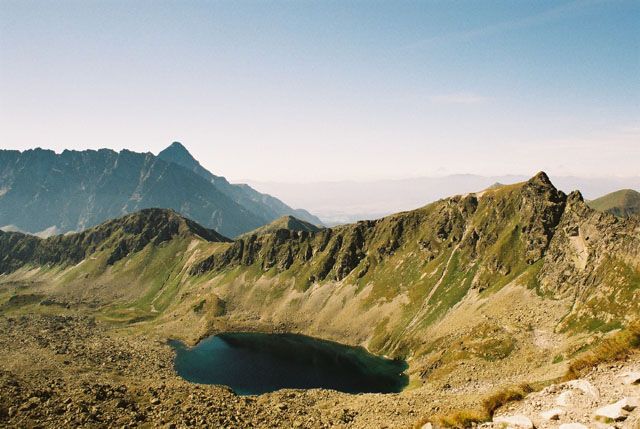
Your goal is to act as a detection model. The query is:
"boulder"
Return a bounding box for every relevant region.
[540,408,565,421]
[556,391,574,407]
[564,379,600,401]
[595,400,628,422]
[493,415,534,428]
[619,371,640,385]
[619,397,639,412]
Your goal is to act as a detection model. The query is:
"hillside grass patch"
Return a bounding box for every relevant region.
[414,383,534,428]
[563,319,640,381]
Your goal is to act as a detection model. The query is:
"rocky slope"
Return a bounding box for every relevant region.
[481,352,640,429]
[0,208,229,274]
[0,144,321,238]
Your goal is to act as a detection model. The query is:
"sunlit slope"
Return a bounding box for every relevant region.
[587,189,640,219]
[1,173,639,384]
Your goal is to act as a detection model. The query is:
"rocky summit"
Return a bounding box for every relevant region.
[0,172,639,428]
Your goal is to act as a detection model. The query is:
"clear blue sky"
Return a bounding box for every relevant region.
[1,0,638,181]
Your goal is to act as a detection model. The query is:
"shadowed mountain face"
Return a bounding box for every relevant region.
[158,142,323,227]
[0,144,321,238]
[587,189,640,219]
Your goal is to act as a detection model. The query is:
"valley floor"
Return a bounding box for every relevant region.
[0,312,638,428]
[0,313,435,428]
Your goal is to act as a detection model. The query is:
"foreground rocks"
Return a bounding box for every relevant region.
[483,353,640,428]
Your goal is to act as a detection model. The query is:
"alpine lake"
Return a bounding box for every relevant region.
[168,333,409,396]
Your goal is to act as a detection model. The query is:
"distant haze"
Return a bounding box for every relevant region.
[241,175,640,225]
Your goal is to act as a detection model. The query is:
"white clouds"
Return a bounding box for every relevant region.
[430,93,487,104]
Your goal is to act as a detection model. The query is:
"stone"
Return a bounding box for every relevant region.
[619,371,640,385]
[559,424,588,429]
[595,400,628,422]
[420,423,433,429]
[620,397,640,411]
[493,415,534,428]
[564,379,600,401]
[556,391,574,407]
[540,408,565,421]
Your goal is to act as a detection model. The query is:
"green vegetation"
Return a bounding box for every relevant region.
[563,319,640,381]
[587,189,640,218]
[561,256,640,333]
[414,383,534,428]
[193,299,206,313]
[238,215,323,238]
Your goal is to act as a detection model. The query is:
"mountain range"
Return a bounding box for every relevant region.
[1,171,639,427]
[2,172,638,359]
[0,143,322,238]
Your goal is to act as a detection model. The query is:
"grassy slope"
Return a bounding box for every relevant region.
[587,189,640,218]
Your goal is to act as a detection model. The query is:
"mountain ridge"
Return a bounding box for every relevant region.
[587,188,640,219]
[1,172,638,406]
[238,215,324,239]
[0,144,321,238]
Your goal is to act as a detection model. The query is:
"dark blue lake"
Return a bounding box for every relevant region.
[168,333,408,395]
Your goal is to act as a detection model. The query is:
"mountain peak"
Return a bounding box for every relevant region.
[168,141,188,151]
[158,141,200,170]
[238,214,323,238]
[527,171,552,187]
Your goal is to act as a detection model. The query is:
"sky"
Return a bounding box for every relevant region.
[1,0,638,182]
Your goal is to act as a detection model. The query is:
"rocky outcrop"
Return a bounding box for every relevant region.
[537,190,640,330]
[486,354,640,428]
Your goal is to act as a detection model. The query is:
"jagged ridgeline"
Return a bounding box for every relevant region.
[0,143,322,238]
[1,173,639,362]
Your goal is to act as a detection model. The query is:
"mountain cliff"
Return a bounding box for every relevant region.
[0,145,321,238]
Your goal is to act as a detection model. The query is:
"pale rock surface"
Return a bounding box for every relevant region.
[595,400,627,422]
[540,407,565,421]
[563,379,600,401]
[486,353,640,428]
[493,414,534,428]
[556,391,575,407]
[620,396,639,411]
[619,372,640,385]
